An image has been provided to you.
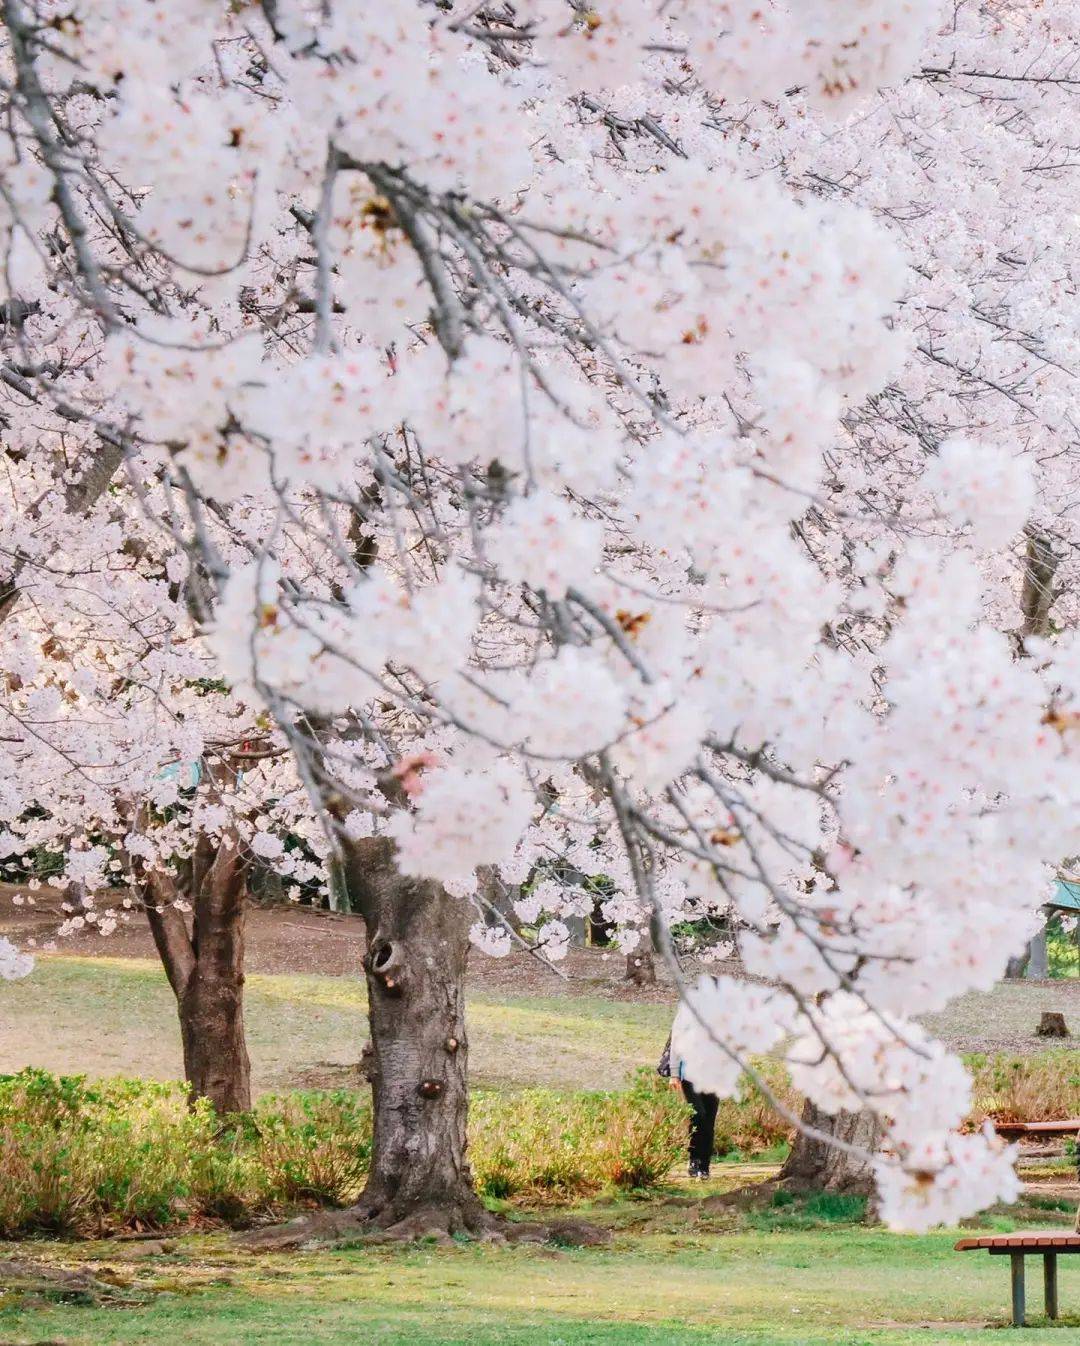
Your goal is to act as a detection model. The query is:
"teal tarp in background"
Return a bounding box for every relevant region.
[1049,879,1080,912]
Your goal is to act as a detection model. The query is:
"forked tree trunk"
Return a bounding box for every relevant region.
[339,835,491,1236]
[777,1099,882,1198]
[142,830,251,1115]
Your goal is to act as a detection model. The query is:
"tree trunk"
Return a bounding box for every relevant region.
[339,836,492,1236]
[1016,525,1059,654]
[588,896,615,947]
[777,1099,882,1198]
[1005,950,1029,980]
[625,949,656,984]
[1005,528,1060,982]
[237,832,604,1250]
[1025,919,1049,980]
[142,830,251,1115]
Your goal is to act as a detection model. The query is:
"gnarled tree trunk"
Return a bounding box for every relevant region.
[339,835,492,1237]
[143,830,251,1115]
[777,1099,882,1198]
[239,833,605,1251]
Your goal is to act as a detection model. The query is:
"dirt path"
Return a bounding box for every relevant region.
[0,881,688,1002]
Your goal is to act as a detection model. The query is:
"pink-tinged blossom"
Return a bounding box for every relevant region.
[388,761,534,886]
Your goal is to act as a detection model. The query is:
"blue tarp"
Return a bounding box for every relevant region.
[1049,879,1080,913]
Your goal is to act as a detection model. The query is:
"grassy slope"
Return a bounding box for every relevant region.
[4,1218,1079,1346]
[0,955,669,1092]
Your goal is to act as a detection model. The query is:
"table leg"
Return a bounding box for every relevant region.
[1045,1252,1059,1320]
[1011,1251,1026,1327]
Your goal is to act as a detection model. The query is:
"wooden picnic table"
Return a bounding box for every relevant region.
[955,1231,1080,1326]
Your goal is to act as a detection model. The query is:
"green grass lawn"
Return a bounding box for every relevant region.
[5,956,1080,1345]
[5,1214,1080,1345]
[0,955,669,1093]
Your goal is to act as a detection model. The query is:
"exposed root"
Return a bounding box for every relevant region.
[700,1177,783,1214]
[235,1202,608,1251]
[236,1195,498,1252]
[504,1217,611,1248]
[0,1259,149,1307]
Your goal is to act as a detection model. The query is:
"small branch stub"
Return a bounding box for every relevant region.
[444,1036,459,1054]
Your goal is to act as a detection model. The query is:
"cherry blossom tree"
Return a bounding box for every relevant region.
[0,528,323,1109]
[4,0,1080,1240]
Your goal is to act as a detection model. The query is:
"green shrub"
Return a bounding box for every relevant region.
[0,1070,223,1236]
[966,1049,1080,1125]
[8,1045,1070,1240]
[0,1068,687,1237]
[712,1059,799,1159]
[250,1091,372,1206]
[471,1070,687,1201]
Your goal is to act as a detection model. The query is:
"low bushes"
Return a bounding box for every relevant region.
[0,1071,373,1237]
[3,1048,1074,1238]
[471,1071,687,1200]
[704,1050,1080,1161]
[0,1068,685,1238]
[967,1049,1080,1125]
[712,1059,799,1160]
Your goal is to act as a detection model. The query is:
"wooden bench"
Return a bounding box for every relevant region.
[993,1119,1080,1142]
[955,1232,1080,1325]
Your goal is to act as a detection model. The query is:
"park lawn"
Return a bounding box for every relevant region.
[0,954,669,1092]
[4,1216,1080,1346]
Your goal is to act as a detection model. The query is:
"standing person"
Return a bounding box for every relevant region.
[658,1000,719,1180]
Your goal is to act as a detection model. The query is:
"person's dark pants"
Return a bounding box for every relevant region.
[681,1079,719,1174]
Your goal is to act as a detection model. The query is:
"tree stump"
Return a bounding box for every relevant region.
[1037,1011,1070,1038]
[625,950,656,985]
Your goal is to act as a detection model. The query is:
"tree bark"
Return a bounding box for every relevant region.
[142,829,251,1115]
[238,831,605,1250]
[338,835,492,1236]
[1016,525,1059,655]
[625,948,657,984]
[1025,919,1049,980]
[1005,527,1061,981]
[777,1099,882,1198]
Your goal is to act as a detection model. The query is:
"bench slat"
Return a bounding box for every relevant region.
[955,1232,1080,1252]
[994,1119,1080,1138]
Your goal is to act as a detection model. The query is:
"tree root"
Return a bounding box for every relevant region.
[235,1202,609,1252]
[0,1259,148,1307]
